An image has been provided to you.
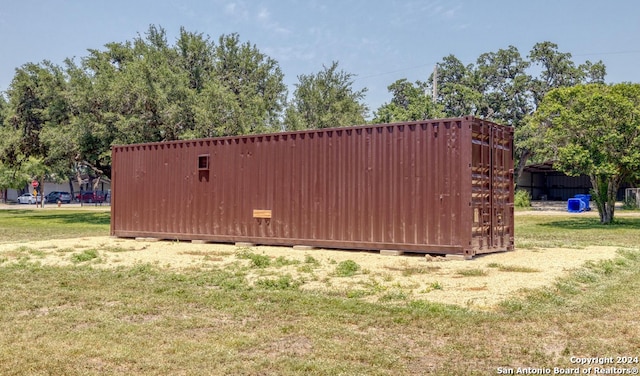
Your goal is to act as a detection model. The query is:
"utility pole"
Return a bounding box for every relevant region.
[432,64,438,103]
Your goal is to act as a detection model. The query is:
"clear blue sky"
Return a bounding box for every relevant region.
[1,0,639,114]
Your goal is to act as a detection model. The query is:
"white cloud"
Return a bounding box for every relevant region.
[406,0,463,20]
[224,1,249,21]
[256,6,290,35]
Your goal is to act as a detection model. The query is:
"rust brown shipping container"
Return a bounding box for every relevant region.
[111,116,514,257]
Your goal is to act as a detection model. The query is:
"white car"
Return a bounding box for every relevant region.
[16,193,42,204]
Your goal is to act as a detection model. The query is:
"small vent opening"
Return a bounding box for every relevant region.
[198,154,210,170]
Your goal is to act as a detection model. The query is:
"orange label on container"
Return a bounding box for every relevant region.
[253,210,272,219]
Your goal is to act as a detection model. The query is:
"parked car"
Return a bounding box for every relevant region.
[45,191,72,204]
[76,191,106,203]
[16,193,42,204]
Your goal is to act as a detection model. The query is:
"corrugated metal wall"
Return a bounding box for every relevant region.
[111,116,514,257]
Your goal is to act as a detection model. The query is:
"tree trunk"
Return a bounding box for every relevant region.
[514,149,531,187]
[68,178,75,198]
[590,174,621,224]
[40,178,45,208]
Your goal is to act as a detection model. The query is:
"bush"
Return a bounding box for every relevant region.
[236,248,271,268]
[514,190,531,208]
[622,197,639,210]
[70,249,99,263]
[335,260,360,277]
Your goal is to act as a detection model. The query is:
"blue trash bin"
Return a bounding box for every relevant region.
[574,194,591,211]
[568,198,586,213]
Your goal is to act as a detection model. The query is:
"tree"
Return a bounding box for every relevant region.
[515,42,606,180]
[372,79,443,123]
[0,61,72,199]
[474,46,532,125]
[429,55,482,117]
[284,61,368,130]
[0,94,6,127]
[531,83,640,224]
[417,42,606,183]
[212,33,287,135]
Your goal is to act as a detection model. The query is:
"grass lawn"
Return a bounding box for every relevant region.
[0,209,639,375]
[0,209,110,243]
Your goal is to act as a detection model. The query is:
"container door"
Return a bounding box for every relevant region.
[471,122,492,251]
[489,125,514,250]
[470,121,514,253]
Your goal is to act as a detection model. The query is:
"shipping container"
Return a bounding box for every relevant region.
[111,116,514,257]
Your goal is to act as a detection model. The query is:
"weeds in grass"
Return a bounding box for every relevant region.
[421,281,444,293]
[180,250,234,257]
[379,290,408,302]
[384,263,441,276]
[273,256,301,267]
[70,249,99,263]
[335,260,360,277]
[379,272,394,282]
[498,249,640,314]
[514,189,531,208]
[297,256,322,273]
[2,210,640,375]
[346,289,372,298]
[487,263,540,273]
[236,248,271,268]
[457,268,487,277]
[296,264,314,273]
[359,277,388,294]
[2,246,40,262]
[103,246,135,253]
[304,255,320,265]
[28,249,47,258]
[255,274,300,290]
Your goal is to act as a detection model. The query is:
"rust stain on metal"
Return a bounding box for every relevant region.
[110,116,514,257]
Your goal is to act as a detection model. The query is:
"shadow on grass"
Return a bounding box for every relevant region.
[1,210,110,226]
[540,216,640,230]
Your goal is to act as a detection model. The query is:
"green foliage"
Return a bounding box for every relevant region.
[429,54,481,118]
[70,249,99,263]
[235,248,271,268]
[531,83,640,223]
[456,268,487,277]
[273,256,301,267]
[622,196,639,210]
[304,255,320,266]
[487,263,540,273]
[284,61,368,130]
[2,25,289,184]
[514,189,532,208]
[335,260,361,277]
[414,41,605,182]
[254,274,300,290]
[372,79,443,123]
[0,61,72,185]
